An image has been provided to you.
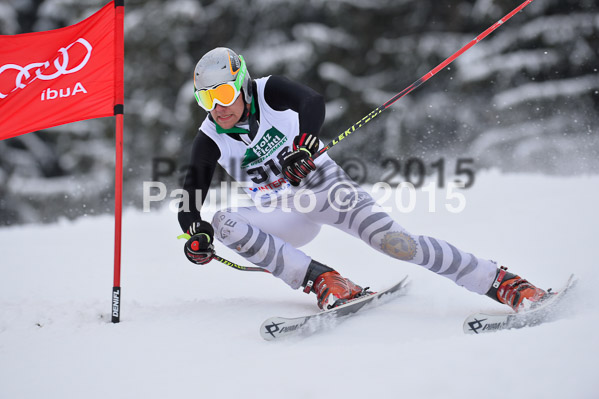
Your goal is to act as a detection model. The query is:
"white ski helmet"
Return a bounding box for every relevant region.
[193,47,252,109]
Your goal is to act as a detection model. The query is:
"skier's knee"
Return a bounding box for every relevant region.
[212,210,248,243]
[379,230,419,261]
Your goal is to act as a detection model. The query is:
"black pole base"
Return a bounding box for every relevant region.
[111,286,121,323]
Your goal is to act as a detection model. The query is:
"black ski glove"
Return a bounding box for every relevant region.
[184,220,215,265]
[281,133,319,186]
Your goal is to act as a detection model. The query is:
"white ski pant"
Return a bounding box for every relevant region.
[212,160,497,294]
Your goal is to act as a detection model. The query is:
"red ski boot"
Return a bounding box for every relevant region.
[486,266,549,311]
[302,260,368,310]
[313,271,365,310]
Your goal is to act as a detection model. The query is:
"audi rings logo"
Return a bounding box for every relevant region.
[0,38,92,99]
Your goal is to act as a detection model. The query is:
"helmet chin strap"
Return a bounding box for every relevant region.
[238,93,251,123]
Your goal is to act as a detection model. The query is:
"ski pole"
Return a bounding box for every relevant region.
[213,254,271,273]
[177,233,270,273]
[312,0,536,161]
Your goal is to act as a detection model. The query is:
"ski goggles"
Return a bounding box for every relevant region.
[194,55,247,111]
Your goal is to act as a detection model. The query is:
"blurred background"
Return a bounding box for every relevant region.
[0,0,597,226]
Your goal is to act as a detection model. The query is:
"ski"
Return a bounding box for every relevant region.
[463,274,577,335]
[260,276,409,341]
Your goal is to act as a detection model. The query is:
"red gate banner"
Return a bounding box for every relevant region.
[0,1,118,139]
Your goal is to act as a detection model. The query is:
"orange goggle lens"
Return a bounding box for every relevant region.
[195,82,239,111]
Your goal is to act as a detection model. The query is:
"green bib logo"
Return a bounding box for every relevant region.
[241,127,286,168]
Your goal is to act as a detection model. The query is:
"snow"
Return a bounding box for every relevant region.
[292,23,356,50]
[458,49,560,83]
[1,171,599,399]
[495,74,599,110]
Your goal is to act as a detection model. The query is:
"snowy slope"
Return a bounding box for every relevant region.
[1,171,598,399]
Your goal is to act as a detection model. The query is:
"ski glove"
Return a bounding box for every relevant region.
[281,133,319,186]
[184,220,215,265]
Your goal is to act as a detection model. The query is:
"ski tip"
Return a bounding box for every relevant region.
[548,274,577,295]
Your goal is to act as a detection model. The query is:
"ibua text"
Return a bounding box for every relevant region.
[40,81,87,101]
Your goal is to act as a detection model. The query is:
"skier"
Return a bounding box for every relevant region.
[178,47,548,311]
